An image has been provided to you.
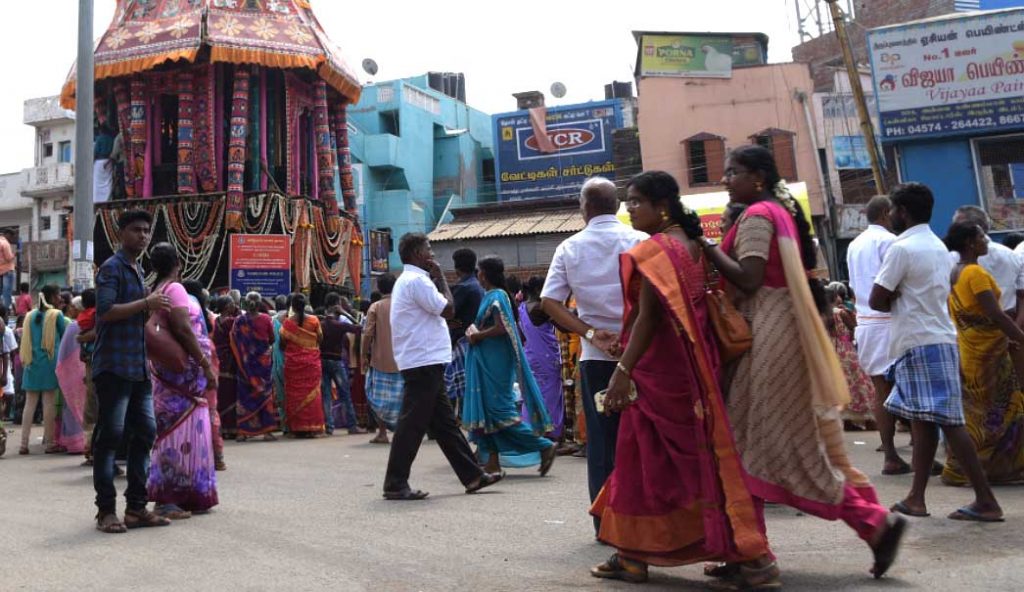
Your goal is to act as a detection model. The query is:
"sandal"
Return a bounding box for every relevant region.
[369,434,390,444]
[590,553,649,584]
[155,504,192,520]
[704,563,742,579]
[539,445,556,477]
[708,562,781,591]
[19,446,29,455]
[466,470,505,494]
[95,511,127,534]
[124,507,172,529]
[871,514,908,579]
[383,489,429,501]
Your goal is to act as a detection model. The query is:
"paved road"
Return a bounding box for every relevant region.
[2,426,1023,591]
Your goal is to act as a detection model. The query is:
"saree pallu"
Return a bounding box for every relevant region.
[231,313,278,437]
[945,264,1024,485]
[591,234,768,566]
[213,315,238,436]
[54,322,86,453]
[462,290,553,468]
[281,316,325,434]
[519,302,565,438]
[148,350,218,511]
[272,314,287,430]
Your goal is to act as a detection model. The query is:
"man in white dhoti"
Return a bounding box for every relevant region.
[847,196,910,475]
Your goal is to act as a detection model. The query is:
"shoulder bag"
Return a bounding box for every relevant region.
[145,283,189,373]
[704,260,752,363]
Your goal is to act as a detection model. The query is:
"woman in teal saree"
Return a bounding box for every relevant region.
[462,257,556,476]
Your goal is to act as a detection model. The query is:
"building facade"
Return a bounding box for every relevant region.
[867,7,1024,235]
[347,74,494,273]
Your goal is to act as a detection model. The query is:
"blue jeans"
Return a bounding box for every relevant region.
[321,359,356,432]
[92,372,157,513]
[0,270,13,309]
[579,360,619,535]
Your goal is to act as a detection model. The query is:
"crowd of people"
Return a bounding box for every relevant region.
[2,143,1020,588]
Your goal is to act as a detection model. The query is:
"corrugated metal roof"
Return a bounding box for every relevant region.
[429,210,584,242]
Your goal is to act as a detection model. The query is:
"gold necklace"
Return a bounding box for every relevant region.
[659,223,682,233]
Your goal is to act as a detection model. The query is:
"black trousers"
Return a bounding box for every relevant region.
[383,364,482,493]
[579,360,619,534]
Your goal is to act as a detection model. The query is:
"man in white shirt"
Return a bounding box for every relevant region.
[951,206,1024,382]
[383,232,502,500]
[870,183,1001,521]
[540,177,647,534]
[846,196,909,475]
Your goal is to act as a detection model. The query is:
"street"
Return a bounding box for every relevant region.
[3,428,1023,592]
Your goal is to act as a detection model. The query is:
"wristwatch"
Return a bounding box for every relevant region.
[584,328,596,342]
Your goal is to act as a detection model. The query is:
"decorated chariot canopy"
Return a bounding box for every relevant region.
[63,0,366,294]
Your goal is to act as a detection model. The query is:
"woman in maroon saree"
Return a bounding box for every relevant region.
[212,297,239,440]
[591,171,773,588]
[231,292,278,439]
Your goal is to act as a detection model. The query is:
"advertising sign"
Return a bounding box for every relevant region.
[229,234,291,298]
[638,34,766,78]
[494,99,623,201]
[868,8,1024,140]
[833,136,873,169]
[369,229,391,274]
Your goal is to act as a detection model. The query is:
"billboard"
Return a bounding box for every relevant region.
[833,136,873,169]
[638,34,766,78]
[494,99,623,201]
[229,234,291,298]
[369,229,391,275]
[868,8,1024,140]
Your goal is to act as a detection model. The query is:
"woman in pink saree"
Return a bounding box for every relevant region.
[55,321,87,454]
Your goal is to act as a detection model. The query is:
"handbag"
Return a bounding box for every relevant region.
[145,284,188,373]
[703,261,752,363]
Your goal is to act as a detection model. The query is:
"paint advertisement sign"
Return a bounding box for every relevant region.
[868,8,1024,140]
[638,34,765,78]
[833,136,873,169]
[493,99,623,201]
[369,229,390,274]
[229,234,291,298]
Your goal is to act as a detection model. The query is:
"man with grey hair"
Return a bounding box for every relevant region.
[847,195,909,475]
[540,176,647,535]
[952,205,1024,380]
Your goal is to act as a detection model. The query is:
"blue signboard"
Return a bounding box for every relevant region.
[833,136,873,169]
[493,99,623,201]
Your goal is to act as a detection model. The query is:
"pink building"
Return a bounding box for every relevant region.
[633,32,826,215]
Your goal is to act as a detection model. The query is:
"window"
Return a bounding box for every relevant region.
[683,133,725,186]
[43,143,53,158]
[975,134,1024,230]
[58,141,72,163]
[40,216,51,231]
[380,110,400,136]
[750,128,797,181]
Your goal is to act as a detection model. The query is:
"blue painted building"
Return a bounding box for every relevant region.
[868,7,1024,234]
[346,74,494,275]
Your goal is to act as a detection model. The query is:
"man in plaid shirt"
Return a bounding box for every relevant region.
[91,210,172,534]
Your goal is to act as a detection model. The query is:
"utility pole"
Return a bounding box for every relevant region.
[825,0,887,195]
[73,0,95,292]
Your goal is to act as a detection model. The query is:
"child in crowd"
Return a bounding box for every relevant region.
[76,289,98,464]
[14,283,32,317]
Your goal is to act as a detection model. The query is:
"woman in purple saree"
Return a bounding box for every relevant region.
[146,243,219,518]
[231,292,278,439]
[518,276,564,438]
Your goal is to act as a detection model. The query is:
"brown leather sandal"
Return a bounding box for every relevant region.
[591,553,649,584]
[708,561,781,591]
[124,507,172,529]
[96,511,127,534]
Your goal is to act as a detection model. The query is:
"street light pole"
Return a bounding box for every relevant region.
[825,0,887,195]
[73,0,95,292]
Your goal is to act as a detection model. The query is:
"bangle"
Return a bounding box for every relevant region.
[616,362,631,378]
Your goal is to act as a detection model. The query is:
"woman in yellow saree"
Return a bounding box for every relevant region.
[944,222,1024,485]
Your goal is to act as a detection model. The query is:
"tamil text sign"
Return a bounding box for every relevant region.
[229,234,291,298]
[494,100,622,201]
[638,34,765,78]
[868,8,1024,140]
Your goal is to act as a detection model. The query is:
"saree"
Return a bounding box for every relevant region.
[721,200,880,528]
[272,313,287,430]
[213,313,238,436]
[590,234,768,566]
[830,309,876,424]
[147,285,219,512]
[280,315,325,434]
[462,289,553,468]
[945,264,1024,484]
[54,322,86,453]
[230,312,278,437]
[519,301,565,438]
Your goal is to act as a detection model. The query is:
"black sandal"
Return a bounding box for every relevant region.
[871,514,908,579]
[539,445,556,476]
[704,563,742,579]
[383,489,429,501]
[591,553,649,584]
[466,471,505,494]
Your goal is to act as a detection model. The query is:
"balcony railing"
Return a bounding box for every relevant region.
[23,162,74,197]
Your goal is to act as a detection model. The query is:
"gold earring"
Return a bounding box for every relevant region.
[661,211,670,222]
[755,182,764,192]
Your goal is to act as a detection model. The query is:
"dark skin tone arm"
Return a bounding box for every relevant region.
[869,284,897,313]
[100,292,169,323]
[467,308,506,344]
[603,278,661,413]
[426,260,455,320]
[163,288,217,391]
[966,279,1024,343]
[76,329,96,344]
[1015,290,1024,327]
[539,298,619,356]
[700,242,767,295]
